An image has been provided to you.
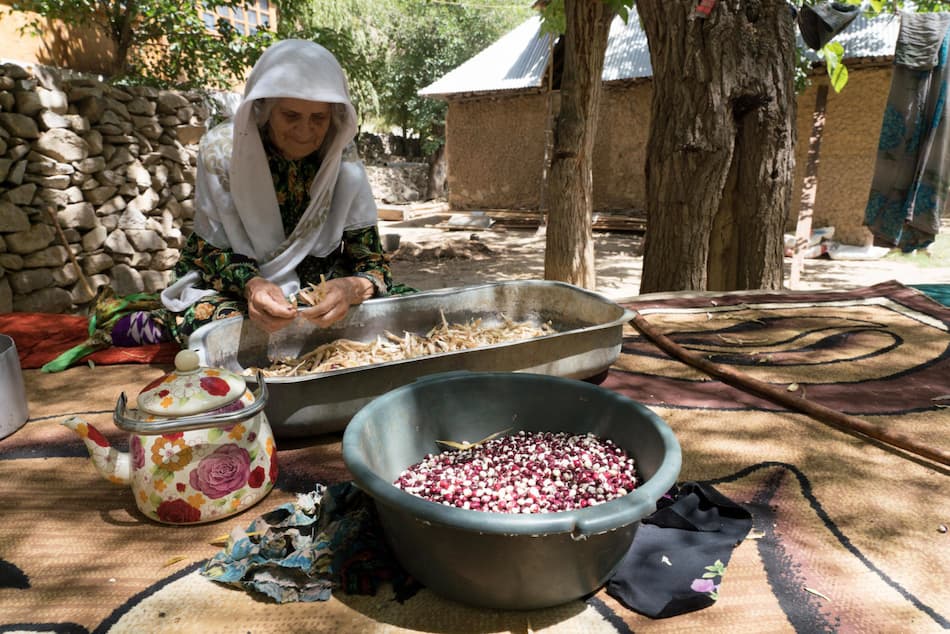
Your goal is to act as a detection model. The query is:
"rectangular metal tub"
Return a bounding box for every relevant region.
[189,280,634,438]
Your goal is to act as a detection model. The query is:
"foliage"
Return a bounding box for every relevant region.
[537,0,633,34]
[272,0,389,128]
[12,0,277,89]
[797,0,950,94]
[818,41,847,92]
[864,0,950,10]
[11,0,529,152]
[376,0,530,154]
[267,0,528,149]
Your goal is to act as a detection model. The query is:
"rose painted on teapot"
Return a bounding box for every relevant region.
[62,350,277,525]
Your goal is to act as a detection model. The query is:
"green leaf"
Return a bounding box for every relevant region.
[819,42,849,93]
[830,61,849,93]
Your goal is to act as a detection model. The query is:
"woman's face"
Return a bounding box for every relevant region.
[267,98,333,160]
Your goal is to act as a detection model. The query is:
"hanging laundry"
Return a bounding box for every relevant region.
[798,2,861,51]
[864,12,950,252]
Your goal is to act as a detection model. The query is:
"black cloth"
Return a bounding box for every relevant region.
[798,1,860,51]
[606,482,753,619]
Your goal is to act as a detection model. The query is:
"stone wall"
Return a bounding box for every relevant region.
[0,61,431,317]
[0,61,207,314]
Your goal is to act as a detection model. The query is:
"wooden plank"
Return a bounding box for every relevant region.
[377,206,405,221]
[475,209,646,232]
[377,201,452,221]
[381,205,647,233]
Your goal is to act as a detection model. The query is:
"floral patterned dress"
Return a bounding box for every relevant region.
[156,134,412,343]
[865,15,950,251]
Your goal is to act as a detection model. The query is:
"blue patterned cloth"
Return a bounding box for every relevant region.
[201,482,420,603]
[865,13,950,251]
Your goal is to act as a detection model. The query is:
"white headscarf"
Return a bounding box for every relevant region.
[162,39,377,311]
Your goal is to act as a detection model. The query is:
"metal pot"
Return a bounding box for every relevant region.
[63,350,277,525]
[0,334,28,440]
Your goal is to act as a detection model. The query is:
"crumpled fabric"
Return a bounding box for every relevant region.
[201,482,420,603]
[606,482,753,619]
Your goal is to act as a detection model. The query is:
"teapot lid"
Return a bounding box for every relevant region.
[137,350,247,417]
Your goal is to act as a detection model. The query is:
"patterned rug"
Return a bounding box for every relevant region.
[1,281,947,633]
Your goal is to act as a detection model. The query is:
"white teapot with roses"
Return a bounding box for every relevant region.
[62,350,277,525]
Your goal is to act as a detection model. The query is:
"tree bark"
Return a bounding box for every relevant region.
[109,0,136,76]
[543,0,614,289]
[426,144,448,200]
[636,0,797,293]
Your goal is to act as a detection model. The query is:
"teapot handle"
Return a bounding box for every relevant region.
[113,370,269,434]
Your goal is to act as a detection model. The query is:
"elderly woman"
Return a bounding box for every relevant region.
[43,39,406,372]
[156,39,409,342]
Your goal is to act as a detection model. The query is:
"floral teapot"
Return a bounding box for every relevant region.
[62,349,277,525]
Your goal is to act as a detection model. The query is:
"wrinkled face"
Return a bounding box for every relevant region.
[267,98,333,160]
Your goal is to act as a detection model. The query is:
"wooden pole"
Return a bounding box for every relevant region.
[46,206,95,299]
[537,34,556,232]
[789,83,829,289]
[628,310,950,469]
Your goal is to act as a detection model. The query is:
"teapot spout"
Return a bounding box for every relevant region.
[61,416,131,485]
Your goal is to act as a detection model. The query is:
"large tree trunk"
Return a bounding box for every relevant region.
[636,0,797,293]
[543,0,614,289]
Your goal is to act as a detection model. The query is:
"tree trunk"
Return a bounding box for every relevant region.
[543,0,614,289]
[109,0,136,76]
[426,144,448,200]
[636,0,797,293]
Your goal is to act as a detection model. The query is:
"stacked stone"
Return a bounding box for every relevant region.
[0,61,207,314]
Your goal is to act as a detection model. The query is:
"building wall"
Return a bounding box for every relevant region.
[445,65,894,246]
[446,93,548,211]
[790,67,891,246]
[446,85,652,213]
[593,82,651,211]
[0,2,116,74]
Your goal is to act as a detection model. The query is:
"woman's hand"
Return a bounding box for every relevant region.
[299,276,374,328]
[244,276,296,333]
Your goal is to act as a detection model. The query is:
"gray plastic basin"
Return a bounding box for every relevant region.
[342,371,682,610]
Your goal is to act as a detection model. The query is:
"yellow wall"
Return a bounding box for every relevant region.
[0,2,116,74]
[790,67,892,246]
[446,65,895,246]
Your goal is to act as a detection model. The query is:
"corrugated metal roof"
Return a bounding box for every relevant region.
[420,9,900,99]
[798,10,900,61]
[418,16,553,98]
[602,9,652,82]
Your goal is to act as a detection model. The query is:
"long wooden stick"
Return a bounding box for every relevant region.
[628,311,950,468]
[46,206,95,299]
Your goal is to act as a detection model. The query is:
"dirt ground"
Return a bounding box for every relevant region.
[383,214,949,301]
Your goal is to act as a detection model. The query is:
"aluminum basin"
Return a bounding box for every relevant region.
[189,280,634,438]
[342,371,682,610]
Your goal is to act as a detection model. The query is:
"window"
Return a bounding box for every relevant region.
[202,0,274,35]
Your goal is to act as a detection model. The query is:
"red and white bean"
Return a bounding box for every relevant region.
[394,431,638,513]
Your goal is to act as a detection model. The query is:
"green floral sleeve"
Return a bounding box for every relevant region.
[341,225,392,296]
[175,233,262,297]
